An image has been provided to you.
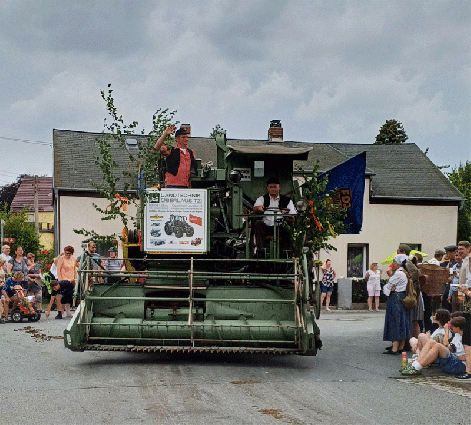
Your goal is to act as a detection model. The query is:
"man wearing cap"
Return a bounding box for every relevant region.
[252,177,296,255]
[442,245,458,268]
[428,249,446,266]
[153,125,197,188]
[103,247,124,284]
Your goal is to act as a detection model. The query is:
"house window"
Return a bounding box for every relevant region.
[347,244,369,278]
[401,243,421,252]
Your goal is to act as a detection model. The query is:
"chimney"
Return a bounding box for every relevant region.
[180,124,191,135]
[268,120,283,143]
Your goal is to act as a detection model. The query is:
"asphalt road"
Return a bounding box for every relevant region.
[1,310,470,425]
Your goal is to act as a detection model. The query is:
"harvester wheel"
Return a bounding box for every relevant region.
[313,281,321,320]
[11,310,23,323]
[174,227,184,238]
[186,226,194,237]
[164,222,172,235]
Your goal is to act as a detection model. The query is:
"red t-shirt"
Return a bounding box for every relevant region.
[165,149,191,187]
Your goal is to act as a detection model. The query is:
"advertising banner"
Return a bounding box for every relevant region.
[144,189,207,253]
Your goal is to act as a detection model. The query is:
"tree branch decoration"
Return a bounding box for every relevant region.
[286,163,346,258]
[74,84,178,244]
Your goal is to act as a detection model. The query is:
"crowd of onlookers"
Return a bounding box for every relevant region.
[378,242,471,380]
[0,241,124,322]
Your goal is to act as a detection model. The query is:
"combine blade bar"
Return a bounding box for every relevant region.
[83,345,298,354]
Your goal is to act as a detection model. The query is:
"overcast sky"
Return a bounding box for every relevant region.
[0,0,469,186]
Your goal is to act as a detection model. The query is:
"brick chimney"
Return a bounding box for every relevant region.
[268,120,283,143]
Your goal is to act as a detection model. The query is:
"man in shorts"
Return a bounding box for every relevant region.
[402,316,467,375]
[46,280,74,319]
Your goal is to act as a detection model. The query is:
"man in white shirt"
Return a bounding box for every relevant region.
[427,249,445,265]
[457,240,471,287]
[253,177,296,255]
[0,245,11,273]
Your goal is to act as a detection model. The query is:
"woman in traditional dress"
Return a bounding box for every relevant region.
[382,254,411,354]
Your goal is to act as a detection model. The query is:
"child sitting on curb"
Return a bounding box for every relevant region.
[402,316,467,376]
[409,309,451,355]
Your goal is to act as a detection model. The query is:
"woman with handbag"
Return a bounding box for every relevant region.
[382,254,412,354]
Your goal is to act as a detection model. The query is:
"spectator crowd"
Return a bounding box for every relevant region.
[0,242,124,322]
[377,242,471,380]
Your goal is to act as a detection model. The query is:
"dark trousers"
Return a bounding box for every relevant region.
[463,312,471,346]
[422,293,441,332]
[422,293,433,332]
[254,220,291,253]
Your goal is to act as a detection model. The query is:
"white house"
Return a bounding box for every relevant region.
[53,126,463,276]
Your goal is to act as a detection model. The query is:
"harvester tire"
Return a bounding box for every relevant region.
[164,222,172,235]
[186,226,194,237]
[314,281,321,320]
[174,227,184,238]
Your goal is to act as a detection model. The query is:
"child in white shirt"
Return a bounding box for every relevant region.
[409,309,451,355]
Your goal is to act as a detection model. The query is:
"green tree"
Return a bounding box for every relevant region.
[0,207,41,254]
[73,84,178,245]
[0,175,26,210]
[448,161,471,241]
[374,119,408,145]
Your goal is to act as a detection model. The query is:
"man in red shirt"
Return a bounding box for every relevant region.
[153,125,197,188]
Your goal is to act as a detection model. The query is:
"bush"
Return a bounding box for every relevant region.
[351,278,388,303]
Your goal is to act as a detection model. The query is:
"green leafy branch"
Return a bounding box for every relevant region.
[74,84,178,242]
[286,163,346,257]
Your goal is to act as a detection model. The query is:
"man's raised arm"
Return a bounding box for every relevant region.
[153,125,176,152]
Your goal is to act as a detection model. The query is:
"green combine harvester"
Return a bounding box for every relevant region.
[65,130,323,355]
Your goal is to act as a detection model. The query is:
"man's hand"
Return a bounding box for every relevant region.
[46,310,50,318]
[153,125,176,152]
[253,205,264,213]
[164,125,176,136]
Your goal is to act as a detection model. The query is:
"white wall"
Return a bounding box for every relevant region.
[58,195,138,255]
[318,179,459,279]
[58,183,459,279]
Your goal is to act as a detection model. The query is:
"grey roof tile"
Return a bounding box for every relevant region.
[53,129,462,202]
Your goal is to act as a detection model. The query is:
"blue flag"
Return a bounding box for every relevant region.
[318,151,366,234]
